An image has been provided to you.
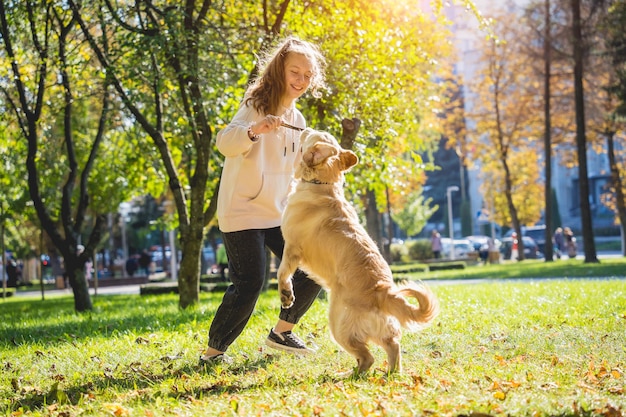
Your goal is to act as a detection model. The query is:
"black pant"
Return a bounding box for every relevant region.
[207,227,321,352]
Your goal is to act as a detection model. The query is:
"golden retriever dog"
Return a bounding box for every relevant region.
[278,128,440,374]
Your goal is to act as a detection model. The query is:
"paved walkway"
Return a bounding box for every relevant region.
[7,251,624,298]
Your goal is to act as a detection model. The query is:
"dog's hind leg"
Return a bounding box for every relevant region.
[379,335,402,373]
[276,246,301,308]
[332,330,375,374]
[348,338,375,374]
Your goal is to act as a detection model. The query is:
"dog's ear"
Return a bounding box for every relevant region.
[340,150,358,170]
[300,128,314,143]
[310,142,338,165]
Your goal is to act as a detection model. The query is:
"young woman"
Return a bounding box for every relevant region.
[200,37,327,364]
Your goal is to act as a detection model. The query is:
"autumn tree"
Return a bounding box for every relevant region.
[463,10,549,260]
[599,0,626,255]
[524,0,584,261]
[570,0,599,262]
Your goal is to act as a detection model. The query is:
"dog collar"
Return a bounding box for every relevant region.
[302,178,332,185]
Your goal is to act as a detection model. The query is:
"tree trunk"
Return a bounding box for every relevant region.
[543,0,554,262]
[66,258,92,312]
[340,118,361,150]
[503,159,525,261]
[606,130,626,256]
[571,0,599,263]
[365,190,384,252]
[177,237,202,309]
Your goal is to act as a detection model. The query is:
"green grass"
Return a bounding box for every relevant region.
[399,257,626,281]
[1,279,625,416]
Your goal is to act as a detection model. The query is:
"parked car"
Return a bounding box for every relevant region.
[440,238,477,259]
[505,225,547,254]
[465,235,501,262]
[500,236,542,260]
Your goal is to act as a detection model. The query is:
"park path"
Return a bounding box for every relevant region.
[10,252,624,298]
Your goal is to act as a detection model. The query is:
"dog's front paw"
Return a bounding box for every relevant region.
[280,288,295,309]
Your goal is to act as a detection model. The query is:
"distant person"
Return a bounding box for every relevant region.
[126,255,139,277]
[431,230,442,259]
[511,232,519,261]
[5,258,20,288]
[553,227,564,259]
[487,237,498,264]
[564,227,577,258]
[139,250,152,276]
[216,243,229,282]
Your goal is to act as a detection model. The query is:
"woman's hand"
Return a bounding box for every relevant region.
[250,115,282,136]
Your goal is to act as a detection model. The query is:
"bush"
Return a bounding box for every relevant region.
[428,262,466,271]
[406,239,433,261]
[390,243,408,263]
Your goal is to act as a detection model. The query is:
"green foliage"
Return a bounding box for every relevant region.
[407,238,433,261]
[392,193,438,237]
[1,278,624,415]
[428,261,466,271]
[0,2,162,236]
[290,0,451,213]
[412,257,626,280]
[389,242,408,263]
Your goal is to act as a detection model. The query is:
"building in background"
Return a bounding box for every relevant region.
[423,0,620,237]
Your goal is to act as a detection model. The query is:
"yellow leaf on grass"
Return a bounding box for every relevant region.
[104,404,130,417]
[505,380,522,388]
[490,381,501,391]
[493,391,506,400]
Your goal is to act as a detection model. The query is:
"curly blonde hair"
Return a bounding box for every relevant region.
[245,36,326,116]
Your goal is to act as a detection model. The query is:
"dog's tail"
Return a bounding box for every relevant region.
[382,281,440,330]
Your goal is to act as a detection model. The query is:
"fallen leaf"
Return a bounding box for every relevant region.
[493,391,506,400]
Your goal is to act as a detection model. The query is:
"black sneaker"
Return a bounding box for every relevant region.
[198,353,232,366]
[265,330,316,354]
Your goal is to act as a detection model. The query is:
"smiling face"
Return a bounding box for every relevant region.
[281,53,314,106]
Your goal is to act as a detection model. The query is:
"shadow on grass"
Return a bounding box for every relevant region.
[0,293,225,348]
[11,352,286,410]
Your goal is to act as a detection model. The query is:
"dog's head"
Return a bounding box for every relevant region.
[296,128,358,184]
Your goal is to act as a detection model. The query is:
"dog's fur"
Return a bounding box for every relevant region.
[278,128,440,374]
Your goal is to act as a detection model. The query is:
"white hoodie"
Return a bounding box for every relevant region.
[216,102,305,233]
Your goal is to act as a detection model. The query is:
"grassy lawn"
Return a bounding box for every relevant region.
[1,277,625,416]
[397,257,626,281]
